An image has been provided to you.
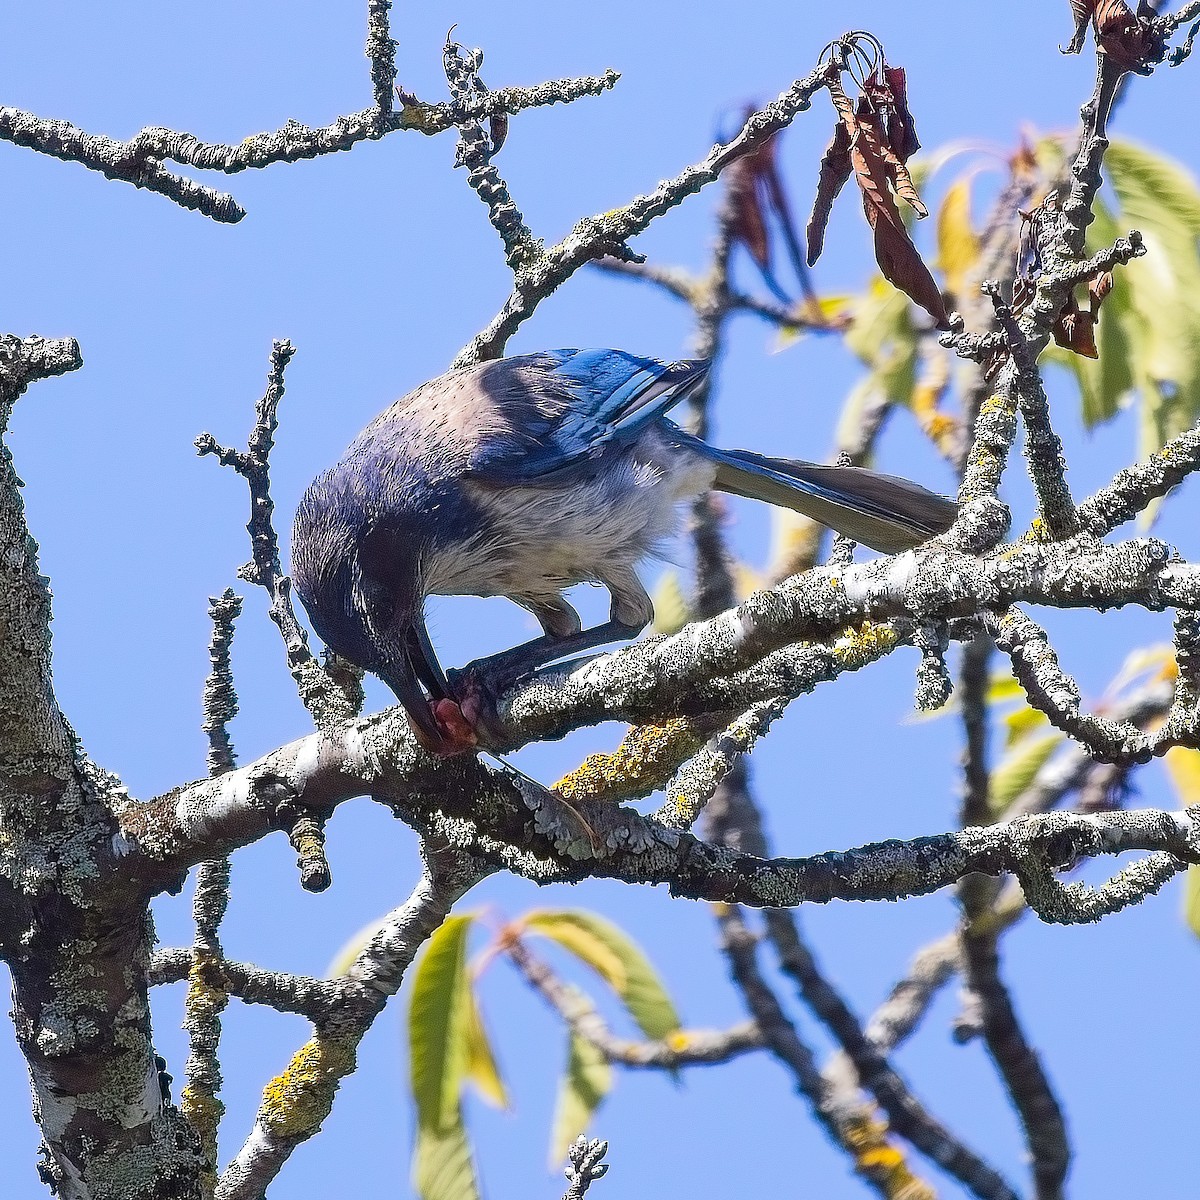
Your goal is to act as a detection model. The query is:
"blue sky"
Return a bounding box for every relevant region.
[1,3,1198,1198]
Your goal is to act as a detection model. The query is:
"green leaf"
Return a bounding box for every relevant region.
[414,1120,480,1200]
[410,914,474,1132]
[463,982,508,1109]
[522,909,682,1041]
[650,569,690,636]
[549,1033,612,1167]
[987,731,1064,817]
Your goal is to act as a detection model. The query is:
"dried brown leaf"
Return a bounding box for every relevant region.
[727,155,771,270]
[848,105,945,327]
[1053,292,1099,358]
[806,78,856,266]
[879,65,921,162]
[1066,0,1094,53]
[1064,0,1163,69]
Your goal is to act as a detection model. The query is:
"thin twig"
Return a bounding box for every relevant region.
[196,340,357,733]
[182,589,243,1196]
[505,936,764,1068]
[561,1137,611,1200]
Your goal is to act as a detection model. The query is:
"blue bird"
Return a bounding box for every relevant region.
[291,349,957,752]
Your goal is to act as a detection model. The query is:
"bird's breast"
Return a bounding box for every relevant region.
[422,432,714,599]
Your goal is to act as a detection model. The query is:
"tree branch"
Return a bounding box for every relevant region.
[504,935,764,1068]
[451,54,836,366]
[214,849,485,1200]
[0,6,617,223]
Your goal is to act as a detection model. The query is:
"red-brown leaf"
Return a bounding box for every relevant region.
[805,119,853,266]
[857,95,927,218]
[488,112,508,156]
[849,110,946,327]
[1089,270,1114,308]
[1065,0,1094,53]
[727,154,771,270]
[1095,0,1160,68]
[874,66,921,161]
[862,198,950,329]
[1053,291,1099,358]
[1065,0,1162,68]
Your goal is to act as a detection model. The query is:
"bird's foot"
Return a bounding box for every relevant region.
[445,650,537,749]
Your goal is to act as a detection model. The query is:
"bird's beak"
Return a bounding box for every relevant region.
[378,619,461,752]
[379,647,446,751]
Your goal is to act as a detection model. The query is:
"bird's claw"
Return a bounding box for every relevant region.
[445,653,534,748]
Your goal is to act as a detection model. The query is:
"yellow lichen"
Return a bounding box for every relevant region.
[842,1112,936,1200]
[180,1087,224,1140]
[259,1035,360,1140]
[553,719,708,805]
[833,622,901,669]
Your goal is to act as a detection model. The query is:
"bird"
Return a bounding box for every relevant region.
[291,348,957,753]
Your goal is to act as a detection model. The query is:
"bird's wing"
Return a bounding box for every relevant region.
[466,349,709,483]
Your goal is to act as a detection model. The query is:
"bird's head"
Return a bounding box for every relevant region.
[292,478,468,753]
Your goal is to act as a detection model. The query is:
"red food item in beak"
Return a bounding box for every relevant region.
[413,697,479,756]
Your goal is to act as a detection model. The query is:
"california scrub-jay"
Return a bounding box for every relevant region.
[292,349,956,752]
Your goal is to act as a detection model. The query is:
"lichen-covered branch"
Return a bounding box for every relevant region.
[183,590,243,1195]
[2,335,203,1199]
[1077,417,1200,536]
[982,281,1077,539]
[0,6,616,223]
[497,535,1200,748]
[443,36,543,271]
[561,1137,611,1200]
[214,850,485,1200]
[148,949,342,1022]
[987,606,1199,763]
[196,340,358,734]
[451,54,836,367]
[653,699,788,831]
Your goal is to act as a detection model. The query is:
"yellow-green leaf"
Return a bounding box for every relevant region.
[522,910,682,1040]
[410,914,474,1132]
[414,1119,480,1200]
[463,983,507,1109]
[324,915,387,978]
[1183,866,1200,941]
[1163,746,1200,805]
[936,177,980,299]
[987,731,1064,817]
[985,670,1025,706]
[650,569,690,636]
[844,277,919,410]
[549,1033,612,1167]
[523,911,627,992]
[1004,705,1049,748]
